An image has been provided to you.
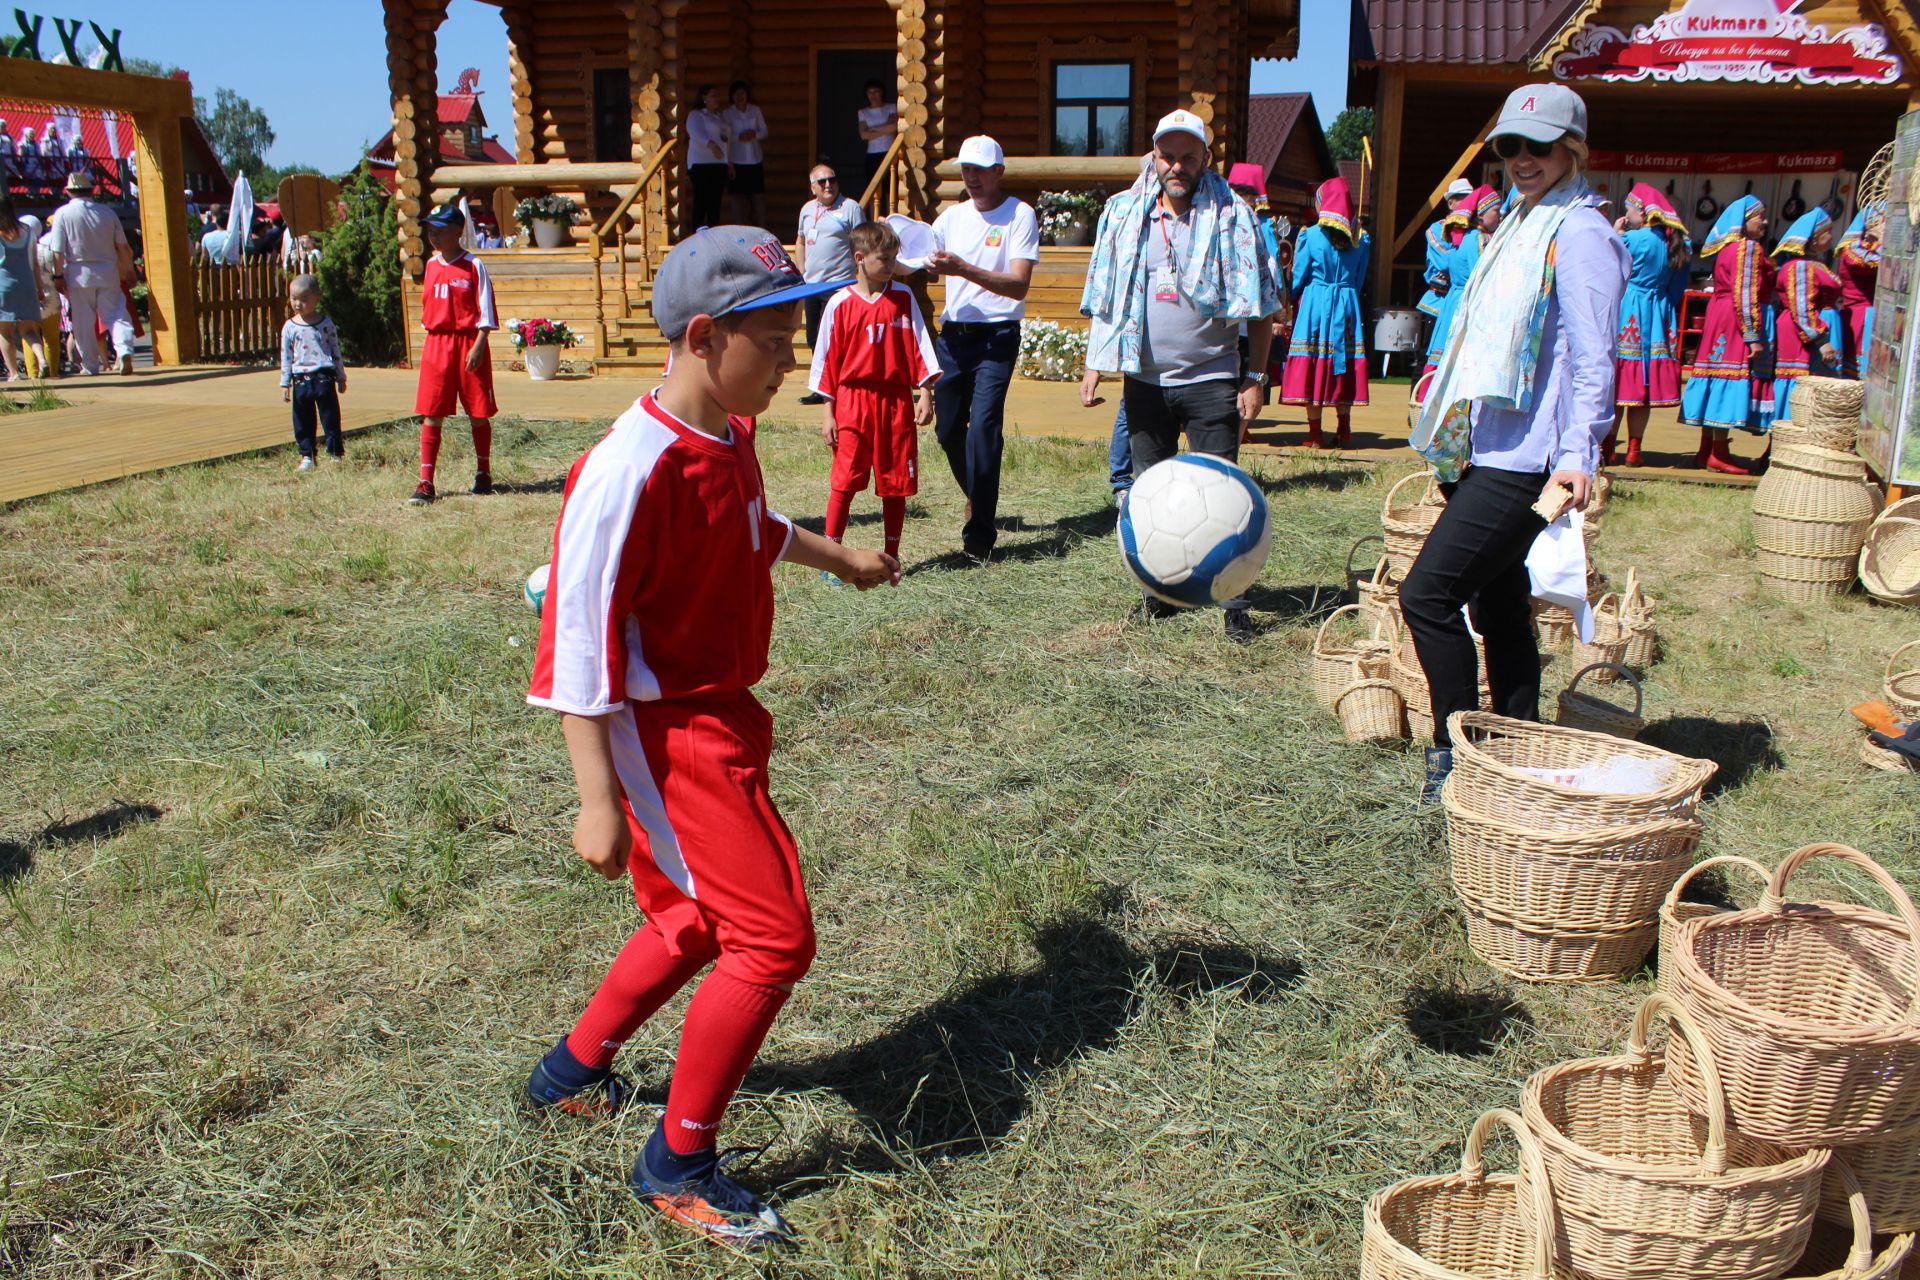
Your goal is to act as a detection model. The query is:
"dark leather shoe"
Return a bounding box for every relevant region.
[1421,747,1454,806]
[1223,607,1255,644]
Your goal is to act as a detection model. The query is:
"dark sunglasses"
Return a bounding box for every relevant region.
[813,176,839,185]
[1492,135,1556,160]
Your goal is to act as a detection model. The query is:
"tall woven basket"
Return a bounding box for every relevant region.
[1752,444,1880,601]
[1859,496,1920,607]
[1382,471,1446,579]
[1665,843,1920,1146]
[1522,993,1828,1280]
[1657,855,1774,990]
[1780,376,1864,454]
[1361,1108,1559,1280]
[1445,711,1717,831]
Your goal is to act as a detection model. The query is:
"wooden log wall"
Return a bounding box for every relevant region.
[384,0,448,280]
[975,0,1183,158]
[503,0,537,164]
[629,0,669,251]
[192,254,290,362]
[899,0,941,217]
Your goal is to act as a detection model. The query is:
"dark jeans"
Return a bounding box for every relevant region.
[1123,375,1247,609]
[1108,400,1132,494]
[934,320,1019,550]
[291,376,343,457]
[804,294,828,351]
[689,164,728,230]
[1398,465,1550,748]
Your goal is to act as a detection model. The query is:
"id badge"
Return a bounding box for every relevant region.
[1153,268,1179,303]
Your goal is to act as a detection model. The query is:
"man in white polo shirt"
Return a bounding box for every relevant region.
[925,135,1039,560]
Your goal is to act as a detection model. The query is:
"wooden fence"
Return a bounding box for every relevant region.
[192,254,291,361]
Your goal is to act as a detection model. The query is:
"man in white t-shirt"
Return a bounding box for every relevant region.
[925,135,1039,559]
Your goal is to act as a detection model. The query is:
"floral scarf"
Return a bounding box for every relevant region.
[1081,160,1282,373]
[1411,173,1595,482]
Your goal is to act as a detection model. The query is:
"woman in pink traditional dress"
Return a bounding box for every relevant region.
[1835,204,1881,379]
[1769,207,1844,421]
[1678,194,1773,475]
[1279,177,1370,447]
[1607,182,1691,467]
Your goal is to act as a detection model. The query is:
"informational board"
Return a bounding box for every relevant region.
[1859,110,1920,486]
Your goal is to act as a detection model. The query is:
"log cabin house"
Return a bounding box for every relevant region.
[381,0,1301,375]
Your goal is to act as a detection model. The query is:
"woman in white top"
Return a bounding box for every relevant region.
[724,80,770,230]
[856,79,897,196]
[685,84,731,232]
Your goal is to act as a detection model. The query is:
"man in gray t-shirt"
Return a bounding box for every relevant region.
[794,164,865,402]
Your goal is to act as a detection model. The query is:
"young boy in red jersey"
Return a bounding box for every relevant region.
[807,220,940,563]
[409,204,498,505]
[522,227,889,1251]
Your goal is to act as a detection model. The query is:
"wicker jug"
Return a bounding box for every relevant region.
[1752,444,1880,601]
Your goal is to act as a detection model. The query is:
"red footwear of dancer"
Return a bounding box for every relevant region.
[1624,439,1643,467]
[1705,437,1751,476]
[1601,432,1618,467]
[1335,425,1352,449]
[1693,430,1712,467]
[1304,425,1325,449]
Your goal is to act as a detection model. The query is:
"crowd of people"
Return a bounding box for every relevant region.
[0,172,142,380]
[0,116,107,200]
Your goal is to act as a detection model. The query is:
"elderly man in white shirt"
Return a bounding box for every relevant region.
[47,171,135,375]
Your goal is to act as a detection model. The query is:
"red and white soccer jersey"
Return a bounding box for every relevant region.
[527,392,806,979]
[416,250,500,418]
[807,282,940,496]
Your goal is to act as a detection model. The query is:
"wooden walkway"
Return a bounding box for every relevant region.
[0,364,1748,507]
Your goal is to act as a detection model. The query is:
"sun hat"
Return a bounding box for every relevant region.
[650,225,852,342]
[955,135,1005,168]
[1489,83,1588,144]
[1153,109,1211,148]
[63,171,94,194]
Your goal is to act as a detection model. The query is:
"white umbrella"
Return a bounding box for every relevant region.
[223,172,253,265]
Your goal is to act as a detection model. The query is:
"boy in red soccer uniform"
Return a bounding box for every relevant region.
[522,227,888,1250]
[807,220,940,562]
[410,204,498,505]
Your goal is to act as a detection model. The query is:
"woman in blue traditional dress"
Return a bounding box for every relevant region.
[1678,194,1773,475]
[1280,177,1369,447]
[1607,182,1691,466]
[1422,185,1503,377]
[1769,207,1843,420]
[1417,180,1474,325]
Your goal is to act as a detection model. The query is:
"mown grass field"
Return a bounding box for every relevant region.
[2,411,1916,1279]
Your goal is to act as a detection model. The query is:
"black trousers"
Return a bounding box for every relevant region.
[804,294,828,351]
[1122,375,1248,610]
[291,376,343,457]
[934,320,1020,551]
[689,164,728,230]
[1398,465,1549,748]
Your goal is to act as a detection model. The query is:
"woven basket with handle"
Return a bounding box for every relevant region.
[1445,711,1717,832]
[1571,595,1632,678]
[1861,734,1918,773]
[1312,604,1393,711]
[1620,567,1658,670]
[1884,641,1920,719]
[1859,496,1920,607]
[1391,630,1492,743]
[1657,855,1774,992]
[1382,471,1446,579]
[1456,886,1661,983]
[1665,842,1920,1146]
[1357,557,1402,632]
[1522,993,1827,1280]
[1361,1108,1561,1280]
[1336,659,1406,744]
[1784,1160,1915,1280]
[1555,662,1645,739]
[1345,534,1386,604]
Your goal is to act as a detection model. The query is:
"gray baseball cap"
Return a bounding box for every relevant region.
[650,226,852,342]
[1489,83,1588,145]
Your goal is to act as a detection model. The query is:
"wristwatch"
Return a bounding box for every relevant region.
[1243,371,1270,388]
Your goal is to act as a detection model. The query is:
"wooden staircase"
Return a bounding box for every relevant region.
[411,245,1094,380]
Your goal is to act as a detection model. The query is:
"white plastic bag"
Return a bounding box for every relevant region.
[1525,508,1593,643]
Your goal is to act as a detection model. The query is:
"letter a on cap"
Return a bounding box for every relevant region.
[1521,96,1537,112]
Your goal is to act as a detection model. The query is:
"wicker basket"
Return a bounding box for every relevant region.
[1522,993,1828,1280]
[1534,571,1610,653]
[1357,559,1403,633]
[1445,711,1718,832]
[1818,1129,1920,1235]
[1786,1160,1916,1280]
[1665,842,1920,1146]
[1587,471,1613,520]
[1556,662,1646,739]
[1621,567,1659,670]
[1313,604,1393,711]
[1658,855,1774,991]
[1859,497,1920,608]
[1885,641,1920,720]
[1392,633,1493,743]
[1361,1108,1559,1280]
[1571,594,1632,676]
[1861,734,1918,773]
[1337,660,1407,744]
[1753,444,1879,601]
[1457,885,1660,982]
[1382,471,1446,579]
[1784,376,1865,454]
[1445,783,1702,928]
[1345,534,1387,604]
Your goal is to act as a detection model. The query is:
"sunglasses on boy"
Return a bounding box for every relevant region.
[1491,135,1557,160]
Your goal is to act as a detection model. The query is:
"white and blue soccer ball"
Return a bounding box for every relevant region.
[524,562,551,616]
[1118,455,1271,609]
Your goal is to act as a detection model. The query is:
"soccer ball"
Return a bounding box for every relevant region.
[1118,455,1271,609]
[524,563,551,616]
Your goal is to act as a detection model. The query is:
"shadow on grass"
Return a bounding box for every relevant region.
[1245,583,1345,624]
[749,911,1302,1190]
[1249,467,1375,497]
[0,801,163,883]
[904,506,1117,574]
[498,474,569,496]
[1401,985,1532,1057]
[1638,715,1783,798]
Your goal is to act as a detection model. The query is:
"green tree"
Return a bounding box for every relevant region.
[317,167,405,366]
[1327,107,1374,163]
[200,88,276,185]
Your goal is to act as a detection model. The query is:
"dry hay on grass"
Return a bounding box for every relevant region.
[0,415,1915,1279]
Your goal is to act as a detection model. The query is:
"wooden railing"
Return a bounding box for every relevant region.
[590,133,680,357]
[191,251,290,361]
[930,155,1142,209]
[858,131,909,220]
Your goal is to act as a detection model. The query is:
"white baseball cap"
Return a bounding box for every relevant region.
[1490,83,1588,144]
[1153,109,1211,148]
[956,135,1005,168]
[1446,178,1474,199]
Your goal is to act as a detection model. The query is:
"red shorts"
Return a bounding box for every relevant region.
[415,330,499,419]
[609,692,814,987]
[829,385,919,497]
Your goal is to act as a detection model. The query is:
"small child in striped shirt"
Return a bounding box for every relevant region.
[280,273,347,471]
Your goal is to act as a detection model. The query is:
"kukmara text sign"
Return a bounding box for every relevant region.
[3,9,125,71]
[1554,0,1901,86]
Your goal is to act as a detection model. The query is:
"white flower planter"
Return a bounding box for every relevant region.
[524,344,562,380]
[531,219,568,249]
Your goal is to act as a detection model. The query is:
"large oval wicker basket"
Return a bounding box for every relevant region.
[1445,711,1718,832]
[1522,994,1828,1280]
[1361,1108,1559,1280]
[1858,497,1920,607]
[1382,471,1446,579]
[1665,843,1920,1146]
[1456,885,1661,983]
[1657,855,1774,990]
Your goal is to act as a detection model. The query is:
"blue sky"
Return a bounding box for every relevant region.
[38,0,1351,172]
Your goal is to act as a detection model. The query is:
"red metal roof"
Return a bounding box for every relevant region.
[1360,0,1588,64]
[436,92,484,126]
[1244,93,1335,184]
